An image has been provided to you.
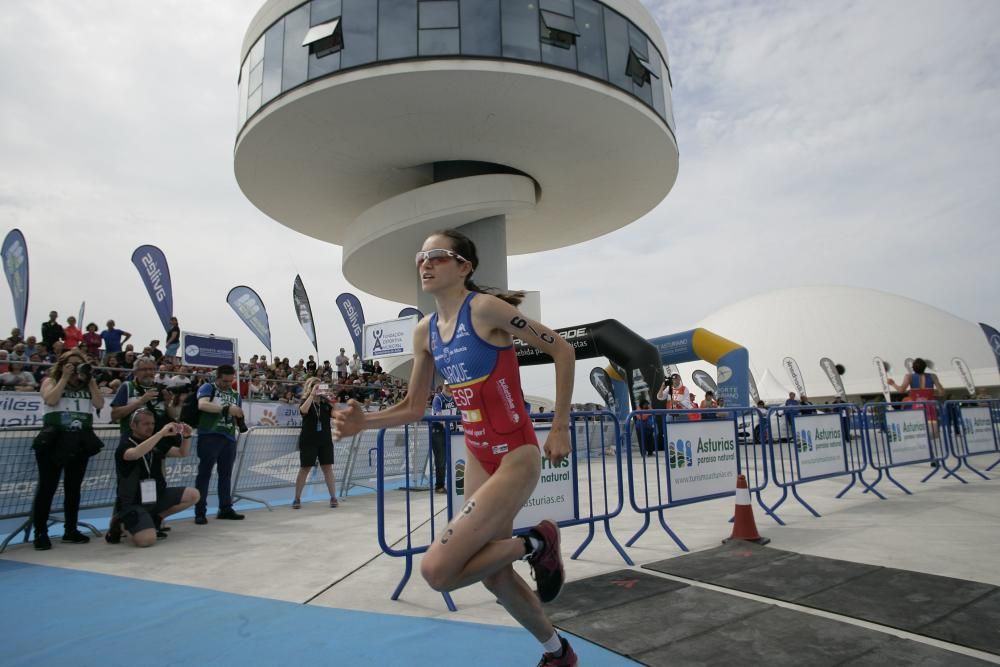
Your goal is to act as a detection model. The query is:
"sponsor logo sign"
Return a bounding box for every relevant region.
[793,413,846,479]
[0,391,111,427]
[664,419,738,502]
[363,315,417,360]
[884,410,930,464]
[962,407,997,454]
[450,427,574,529]
[181,332,237,367]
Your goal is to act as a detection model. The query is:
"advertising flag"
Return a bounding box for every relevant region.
[951,357,976,397]
[691,369,718,396]
[782,356,807,398]
[873,357,891,402]
[398,307,423,320]
[979,323,1000,373]
[819,357,848,402]
[336,292,366,356]
[1,229,29,332]
[226,286,272,353]
[130,245,174,332]
[589,367,614,411]
[748,368,761,405]
[293,275,318,353]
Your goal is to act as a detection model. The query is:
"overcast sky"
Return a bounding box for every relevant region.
[2,1,998,403]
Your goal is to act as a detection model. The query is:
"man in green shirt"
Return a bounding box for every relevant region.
[194,364,245,524]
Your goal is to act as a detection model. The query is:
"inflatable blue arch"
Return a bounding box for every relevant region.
[647,328,750,407]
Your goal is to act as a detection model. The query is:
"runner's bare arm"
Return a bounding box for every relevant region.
[333,318,436,437]
[473,295,575,430]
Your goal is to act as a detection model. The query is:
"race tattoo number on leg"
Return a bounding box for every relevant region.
[440,500,477,544]
[509,317,554,344]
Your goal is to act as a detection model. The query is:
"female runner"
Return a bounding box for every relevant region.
[333,229,578,666]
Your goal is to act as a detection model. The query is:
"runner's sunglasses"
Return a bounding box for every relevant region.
[415,248,468,266]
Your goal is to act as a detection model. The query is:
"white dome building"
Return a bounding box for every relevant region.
[681,287,999,403]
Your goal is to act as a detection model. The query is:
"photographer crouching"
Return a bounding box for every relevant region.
[115,410,199,547]
[31,350,105,550]
[106,356,193,542]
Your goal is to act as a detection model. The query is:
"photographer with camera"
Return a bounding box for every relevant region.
[292,378,339,509]
[110,357,184,445]
[115,409,199,547]
[31,349,105,550]
[107,357,190,542]
[193,364,246,524]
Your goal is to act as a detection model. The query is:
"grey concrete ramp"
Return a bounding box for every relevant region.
[842,637,997,667]
[904,589,1000,657]
[549,572,996,666]
[800,567,995,632]
[643,541,1000,657]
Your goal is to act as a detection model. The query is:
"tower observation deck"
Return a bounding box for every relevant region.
[235,0,678,312]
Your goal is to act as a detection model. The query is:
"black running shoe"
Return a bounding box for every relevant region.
[216,508,245,520]
[34,534,52,551]
[61,531,90,544]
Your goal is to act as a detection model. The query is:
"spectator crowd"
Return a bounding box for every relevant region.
[0,313,409,410]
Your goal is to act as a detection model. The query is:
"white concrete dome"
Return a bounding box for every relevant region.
[690,286,1000,401]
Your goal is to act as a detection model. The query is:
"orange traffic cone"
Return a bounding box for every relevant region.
[723,474,770,545]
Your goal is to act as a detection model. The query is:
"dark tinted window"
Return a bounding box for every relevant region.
[419,1,459,29]
[540,0,574,14]
[379,0,418,60]
[650,54,665,120]
[500,0,540,62]
[341,0,378,68]
[603,8,629,91]
[574,0,606,80]
[262,20,284,103]
[460,0,501,56]
[281,4,310,92]
[311,0,342,25]
[419,28,460,55]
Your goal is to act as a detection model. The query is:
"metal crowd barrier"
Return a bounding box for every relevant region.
[0,424,378,551]
[765,403,878,523]
[0,426,225,552]
[231,427,357,508]
[345,425,432,495]
[862,401,952,494]
[375,411,630,612]
[943,399,1000,480]
[623,407,771,552]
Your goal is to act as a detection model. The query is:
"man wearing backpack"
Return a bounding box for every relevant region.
[193,364,245,524]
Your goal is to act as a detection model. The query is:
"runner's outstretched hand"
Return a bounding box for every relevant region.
[333,399,365,439]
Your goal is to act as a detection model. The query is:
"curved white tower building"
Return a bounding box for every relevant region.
[234,0,679,310]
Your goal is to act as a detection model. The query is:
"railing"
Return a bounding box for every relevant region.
[375,412,630,611]
[623,407,772,551]
[764,404,879,523]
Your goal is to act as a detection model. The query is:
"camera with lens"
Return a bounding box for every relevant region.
[154,378,195,402]
[76,363,93,384]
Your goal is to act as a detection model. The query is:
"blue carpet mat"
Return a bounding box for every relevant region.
[0,560,636,666]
